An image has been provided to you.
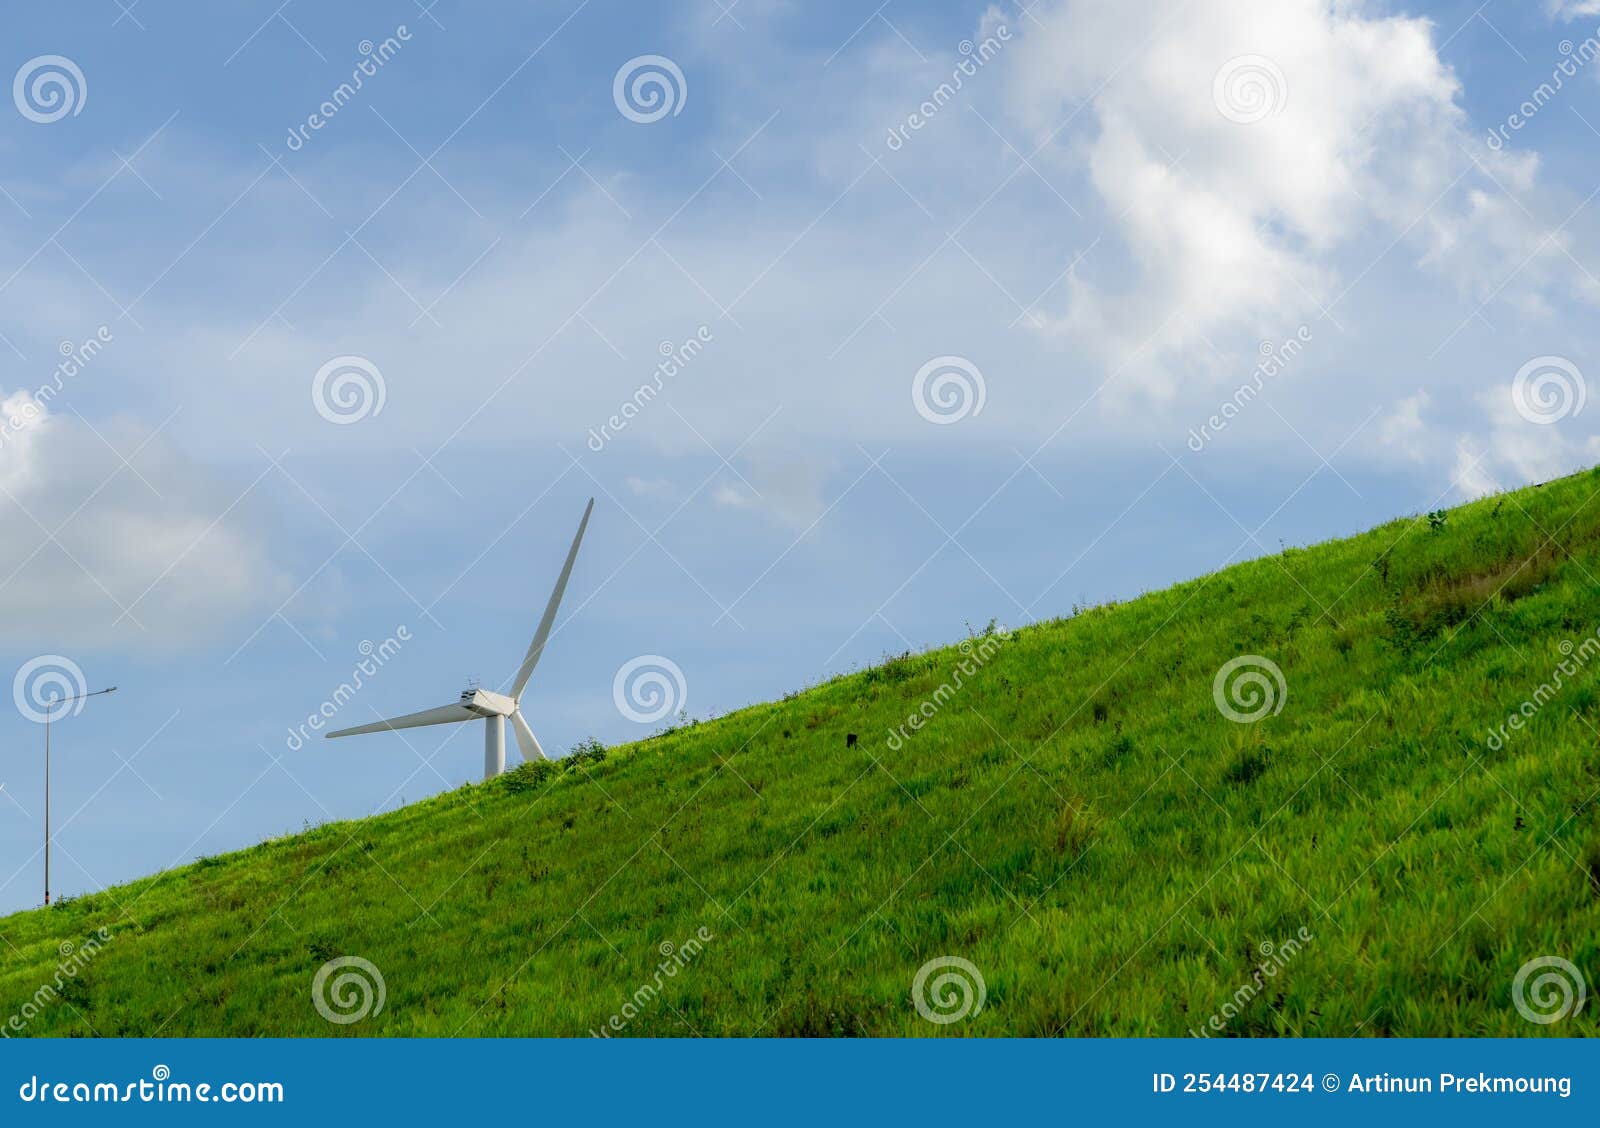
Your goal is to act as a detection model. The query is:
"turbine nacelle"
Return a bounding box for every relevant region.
[460,688,516,717]
[325,498,594,781]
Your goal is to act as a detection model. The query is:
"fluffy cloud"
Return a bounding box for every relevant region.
[0,387,288,648]
[1378,389,1432,462]
[711,450,834,527]
[1386,370,1599,500]
[1356,361,1593,496]
[1003,0,1580,396]
[1458,379,1600,498]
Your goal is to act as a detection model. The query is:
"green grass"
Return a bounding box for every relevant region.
[5,469,1600,1037]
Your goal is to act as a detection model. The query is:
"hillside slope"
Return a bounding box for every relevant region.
[4,470,1600,1037]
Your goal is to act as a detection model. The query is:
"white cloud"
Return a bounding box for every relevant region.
[625,476,677,499]
[1461,381,1600,494]
[711,451,833,527]
[1003,0,1582,396]
[1378,389,1432,461]
[1548,2,1600,20]
[1446,376,1600,499]
[1452,434,1501,499]
[1365,366,1599,499]
[0,389,289,648]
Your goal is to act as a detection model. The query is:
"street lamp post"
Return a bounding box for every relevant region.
[42,685,116,906]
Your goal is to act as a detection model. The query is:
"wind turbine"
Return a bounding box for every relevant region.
[326,498,593,780]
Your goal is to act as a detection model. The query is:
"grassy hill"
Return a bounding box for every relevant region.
[4,469,1600,1037]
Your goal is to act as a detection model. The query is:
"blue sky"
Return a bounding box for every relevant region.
[0,0,1597,914]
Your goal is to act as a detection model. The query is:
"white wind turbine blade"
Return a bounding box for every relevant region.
[510,709,547,762]
[325,702,477,739]
[510,497,593,699]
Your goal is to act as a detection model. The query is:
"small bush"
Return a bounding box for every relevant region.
[863,650,917,686]
[502,759,556,793]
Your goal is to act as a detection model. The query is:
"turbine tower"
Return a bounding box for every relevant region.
[326,498,593,779]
